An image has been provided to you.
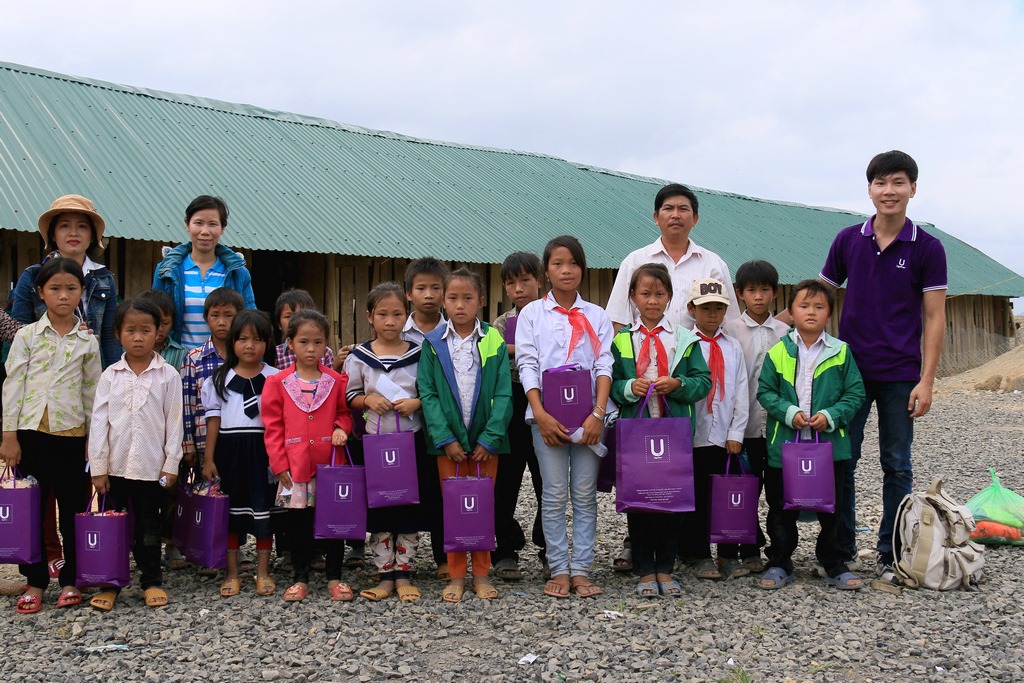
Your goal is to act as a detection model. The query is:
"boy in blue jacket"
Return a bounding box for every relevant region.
[757,280,865,590]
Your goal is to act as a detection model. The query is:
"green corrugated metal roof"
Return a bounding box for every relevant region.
[1,61,1020,297]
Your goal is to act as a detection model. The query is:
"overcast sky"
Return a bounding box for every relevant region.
[4,1,1023,308]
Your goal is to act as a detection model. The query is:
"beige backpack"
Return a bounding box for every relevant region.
[892,479,985,590]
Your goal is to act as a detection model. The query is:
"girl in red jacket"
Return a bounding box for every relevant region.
[263,309,354,602]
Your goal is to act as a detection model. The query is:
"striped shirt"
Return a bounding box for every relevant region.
[180,254,228,348]
[182,339,225,462]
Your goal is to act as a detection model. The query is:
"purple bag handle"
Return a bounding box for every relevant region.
[374,411,403,435]
[1,465,22,488]
[724,453,749,477]
[545,363,582,373]
[329,445,356,468]
[85,491,108,514]
[632,384,673,419]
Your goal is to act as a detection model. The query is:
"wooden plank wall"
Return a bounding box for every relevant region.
[0,230,1014,378]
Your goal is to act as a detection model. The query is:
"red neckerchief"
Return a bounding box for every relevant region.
[696,330,725,412]
[635,325,668,378]
[551,297,601,363]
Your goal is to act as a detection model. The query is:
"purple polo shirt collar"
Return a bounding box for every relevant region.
[862,216,917,242]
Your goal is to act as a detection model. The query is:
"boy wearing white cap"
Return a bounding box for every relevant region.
[678,277,749,580]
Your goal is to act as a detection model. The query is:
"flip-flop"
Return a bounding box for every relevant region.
[359,586,393,602]
[16,594,42,614]
[396,585,421,602]
[219,578,241,598]
[56,590,82,608]
[635,580,660,598]
[472,582,498,600]
[344,547,365,569]
[613,546,633,572]
[544,578,571,599]
[283,583,308,602]
[759,567,796,590]
[742,556,765,573]
[164,547,187,571]
[719,559,750,579]
[330,582,356,602]
[825,572,865,591]
[441,583,464,603]
[658,579,683,598]
[90,590,118,611]
[254,576,276,596]
[493,558,523,581]
[695,558,722,580]
[144,587,168,607]
[570,578,603,598]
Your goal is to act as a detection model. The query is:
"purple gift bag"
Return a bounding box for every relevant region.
[709,454,760,544]
[75,494,131,588]
[314,447,368,540]
[542,364,592,432]
[503,315,518,344]
[442,463,496,552]
[0,467,42,564]
[597,426,616,493]
[781,433,835,513]
[184,489,230,568]
[364,413,420,508]
[615,387,695,513]
[170,469,195,552]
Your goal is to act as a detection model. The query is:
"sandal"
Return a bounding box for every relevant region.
[742,556,765,573]
[144,587,168,607]
[329,582,356,602]
[570,577,603,598]
[254,576,276,596]
[825,572,865,591]
[719,558,750,579]
[219,578,241,598]
[396,585,421,602]
[344,546,365,569]
[759,567,796,590]
[613,543,633,572]
[90,590,118,611]
[493,558,523,581]
[472,581,498,600]
[635,580,659,598]
[436,563,450,582]
[16,594,42,614]
[164,546,187,571]
[359,586,393,602]
[442,582,464,603]
[56,590,82,608]
[658,579,683,598]
[694,558,722,580]
[283,583,308,602]
[544,577,571,599]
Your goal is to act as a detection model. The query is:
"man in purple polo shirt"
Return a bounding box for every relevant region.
[819,150,947,579]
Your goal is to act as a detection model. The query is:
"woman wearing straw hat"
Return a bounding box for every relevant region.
[11,195,120,368]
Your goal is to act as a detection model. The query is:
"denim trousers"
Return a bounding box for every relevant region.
[531,425,600,578]
[839,380,915,566]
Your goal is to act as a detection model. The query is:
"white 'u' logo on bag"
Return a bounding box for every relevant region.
[0,505,10,523]
[649,438,665,459]
[462,495,478,514]
[562,387,576,404]
[87,532,99,550]
[337,484,351,502]
[194,511,203,525]
[383,449,399,466]
[730,493,743,509]
[800,459,814,475]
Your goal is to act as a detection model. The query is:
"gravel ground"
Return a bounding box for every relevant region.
[2,390,1023,682]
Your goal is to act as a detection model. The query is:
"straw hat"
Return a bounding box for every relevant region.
[37,194,106,250]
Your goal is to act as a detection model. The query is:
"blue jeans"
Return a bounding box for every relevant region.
[531,425,600,578]
[840,380,915,566]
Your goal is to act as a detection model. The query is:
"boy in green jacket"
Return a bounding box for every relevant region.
[757,280,865,591]
[418,268,513,602]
